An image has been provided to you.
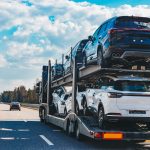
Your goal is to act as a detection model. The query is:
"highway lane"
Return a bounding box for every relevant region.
[0,103,150,150]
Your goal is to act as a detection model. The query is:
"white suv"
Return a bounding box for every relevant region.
[82,76,150,128]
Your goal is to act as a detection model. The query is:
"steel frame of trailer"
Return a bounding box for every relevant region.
[39,57,150,141]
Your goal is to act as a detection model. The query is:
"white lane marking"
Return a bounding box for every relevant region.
[52,129,61,132]
[39,135,54,146]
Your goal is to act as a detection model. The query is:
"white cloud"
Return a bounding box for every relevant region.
[1,0,150,92]
[0,54,7,68]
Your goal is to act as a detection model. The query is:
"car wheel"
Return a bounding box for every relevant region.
[75,103,80,116]
[98,106,104,129]
[97,50,104,67]
[83,100,88,116]
[64,107,68,116]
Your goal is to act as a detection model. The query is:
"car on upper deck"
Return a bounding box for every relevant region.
[64,39,89,74]
[82,16,150,69]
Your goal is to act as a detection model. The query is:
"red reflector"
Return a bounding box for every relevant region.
[102,132,123,140]
[94,132,101,138]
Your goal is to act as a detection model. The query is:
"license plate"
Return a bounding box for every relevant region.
[129,110,146,114]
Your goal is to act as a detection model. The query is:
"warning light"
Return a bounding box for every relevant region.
[102,132,123,140]
[94,132,101,138]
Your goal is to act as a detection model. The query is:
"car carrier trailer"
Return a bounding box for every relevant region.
[37,57,150,141]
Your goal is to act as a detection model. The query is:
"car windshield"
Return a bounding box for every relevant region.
[114,80,150,92]
[115,17,150,29]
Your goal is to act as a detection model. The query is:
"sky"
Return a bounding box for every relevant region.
[0,0,150,92]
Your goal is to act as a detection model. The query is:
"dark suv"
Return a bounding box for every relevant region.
[64,39,89,74]
[83,16,150,68]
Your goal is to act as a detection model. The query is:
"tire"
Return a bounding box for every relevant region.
[64,107,68,116]
[66,120,72,136]
[97,50,105,67]
[75,103,80,116]
[83,100,88,116]
[98,106,105,129]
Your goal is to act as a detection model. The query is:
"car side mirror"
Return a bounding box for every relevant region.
[65,55,69,60]
[88,35,93,41]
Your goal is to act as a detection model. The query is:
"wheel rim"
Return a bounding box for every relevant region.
[98,108,104,128]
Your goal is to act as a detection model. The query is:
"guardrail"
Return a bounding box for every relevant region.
[21,103,39,110]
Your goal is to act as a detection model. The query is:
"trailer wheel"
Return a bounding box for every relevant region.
[66,120,72,136]
[98,106,104,129]
[75,123,82,140]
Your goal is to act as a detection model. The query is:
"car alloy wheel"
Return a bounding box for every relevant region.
[98,106,104,129]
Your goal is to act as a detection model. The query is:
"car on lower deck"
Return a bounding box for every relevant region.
[83,16,150,69]
[10,102,21,111]
[82,76,150,128]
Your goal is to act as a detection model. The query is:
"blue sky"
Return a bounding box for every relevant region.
[72,0,150,7]
[0,0,150,92]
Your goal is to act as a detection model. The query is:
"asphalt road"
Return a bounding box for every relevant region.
[0,103,150,150]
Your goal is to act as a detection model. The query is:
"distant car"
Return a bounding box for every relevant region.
[83,16,150,68]
[82,76,150,128]
[64,39,89,74]
[10,102,21,111]
[51,64,64,80]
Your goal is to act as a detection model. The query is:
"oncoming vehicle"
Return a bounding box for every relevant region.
[83,16,150,68]
[10,102,21,111]
[82,76,150,128]
[64,39,89,74]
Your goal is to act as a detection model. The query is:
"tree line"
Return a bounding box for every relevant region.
[0,85,38,104]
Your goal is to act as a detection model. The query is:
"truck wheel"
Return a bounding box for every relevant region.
[66,120,72,136]
[98,106,104,129]
[75,123,82,140]
[83,100,88,116]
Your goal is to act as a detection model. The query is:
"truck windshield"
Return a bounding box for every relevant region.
[115,17,150,29]
[114,80,150,92]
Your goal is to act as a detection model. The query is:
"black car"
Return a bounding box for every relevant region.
[51,64,64,80]
[83,16,150,68]
[10,102,21,111]
[64,39,89,74]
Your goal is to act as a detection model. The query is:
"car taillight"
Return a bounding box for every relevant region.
[108,28,124,34]
[108,92,123,98]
